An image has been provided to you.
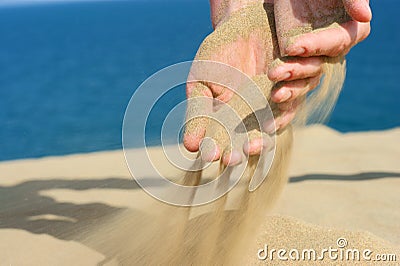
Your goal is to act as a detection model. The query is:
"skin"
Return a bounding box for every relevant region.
[185,3,280,165]
[184,0,371,164]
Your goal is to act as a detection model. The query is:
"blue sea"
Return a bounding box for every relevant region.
[0,0,399,161]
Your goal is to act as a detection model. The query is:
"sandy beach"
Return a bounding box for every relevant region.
[0,125,399,265]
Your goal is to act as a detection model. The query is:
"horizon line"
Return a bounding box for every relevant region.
[0,0,192,7]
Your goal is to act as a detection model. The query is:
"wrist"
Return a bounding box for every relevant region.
[210,0,273,28]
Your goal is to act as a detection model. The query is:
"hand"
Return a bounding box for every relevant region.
[184,3,278,165]
[268,0,371,130]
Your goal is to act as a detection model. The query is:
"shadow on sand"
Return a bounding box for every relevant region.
[289,171,400,183]
[0,177,157,263]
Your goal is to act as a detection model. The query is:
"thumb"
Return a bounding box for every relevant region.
[342,0,372,23]
[183,82,213,152]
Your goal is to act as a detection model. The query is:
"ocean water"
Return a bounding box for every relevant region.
[0,0,399,161]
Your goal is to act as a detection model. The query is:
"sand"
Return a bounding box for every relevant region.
[0,125,399,265]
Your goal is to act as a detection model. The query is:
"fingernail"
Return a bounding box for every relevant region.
[199,138,219,161]
[280,72,291,81]
[243,141,250,155]
[288,46,305,56]
[223,150,242,166]
[262,135,274,152]
[280,90,291,102]
[263,120,276,134]
[229,151,242,166]
[201,148,218,162]
[272,88,291,103]
[271,66,291,81]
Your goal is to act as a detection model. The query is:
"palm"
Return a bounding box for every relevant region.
[184,3,278,163]
[191,3,277,102]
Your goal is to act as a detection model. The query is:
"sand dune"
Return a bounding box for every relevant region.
[0,125,399,265]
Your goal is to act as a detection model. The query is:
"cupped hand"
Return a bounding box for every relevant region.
[268,0,371,130]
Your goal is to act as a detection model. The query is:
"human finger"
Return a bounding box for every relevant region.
[268,57,324,82]
[183,82,213,152]
[342,0,372,23]
[285,20,371,57]
[221,150,243,166]
[271,75,321,104]
[242,135,274,156]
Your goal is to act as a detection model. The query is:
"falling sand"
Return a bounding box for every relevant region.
[77,2,359,265]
